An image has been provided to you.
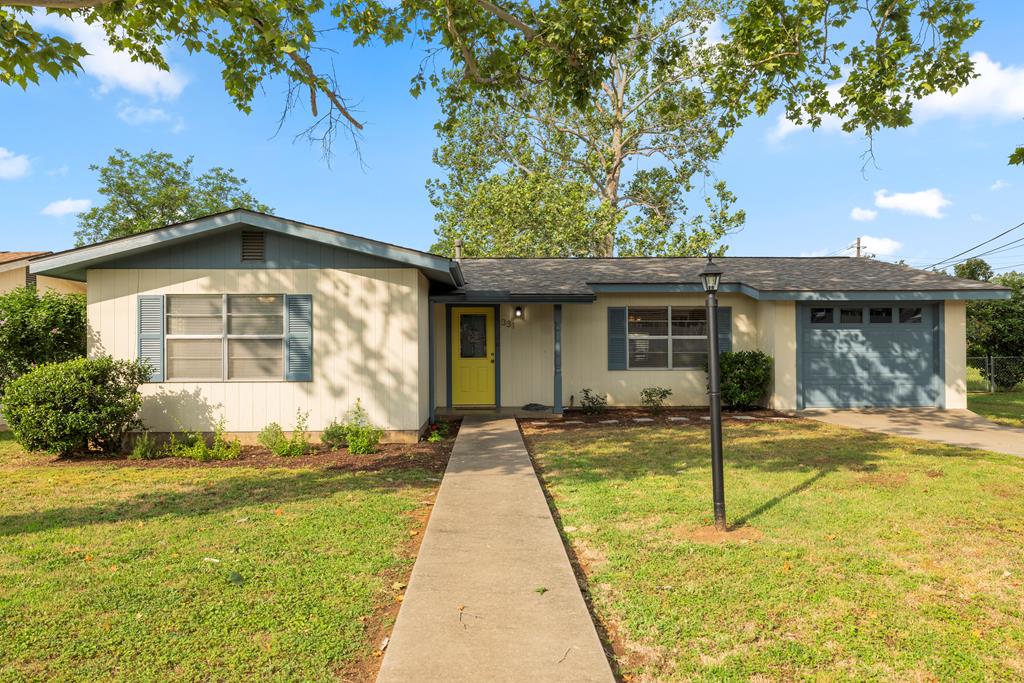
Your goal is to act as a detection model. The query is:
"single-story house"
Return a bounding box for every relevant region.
[0,251,86,295]
[29,209,1011,441]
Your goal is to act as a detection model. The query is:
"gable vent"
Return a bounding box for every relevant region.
[241,230,266,262]
[24,270,37,289]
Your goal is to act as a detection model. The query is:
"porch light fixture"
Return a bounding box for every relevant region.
[514,306,524,319]
[702,255,727,531]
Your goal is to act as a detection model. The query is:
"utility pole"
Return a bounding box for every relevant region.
[855,236,862,258]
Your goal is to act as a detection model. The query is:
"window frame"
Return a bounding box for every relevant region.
[625,305,708,371]
[164,293,286,382]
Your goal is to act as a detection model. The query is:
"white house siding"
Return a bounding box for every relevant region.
[561,293,760,407]
[944,300,968,409]
[0,266,86,295]
[87,267,427,438]
[756,300,798,411]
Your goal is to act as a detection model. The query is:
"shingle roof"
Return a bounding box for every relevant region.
[0,251,48,266]
[457,257,1007,295]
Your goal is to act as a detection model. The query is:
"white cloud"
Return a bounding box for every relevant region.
[769,52,1024,141]
[47,164,69,177]
[0,147,31,180]
[916,52,1024,122]
[116,101,185,132]
[850,207,877,222]
[858,235,902,257]
[874,188,951,219]
[41,197,92,217]
[32,14,187,100]
[990,179,1009,191]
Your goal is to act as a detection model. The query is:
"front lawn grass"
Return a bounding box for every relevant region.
[969,390,1024,427]
[524,419,1024,681]
[0,436,440,681]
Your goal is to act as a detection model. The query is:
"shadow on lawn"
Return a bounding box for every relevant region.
[530,420,978,527]
[0,468,428,537]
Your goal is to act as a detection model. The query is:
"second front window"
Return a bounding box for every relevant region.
[627,306,708,369]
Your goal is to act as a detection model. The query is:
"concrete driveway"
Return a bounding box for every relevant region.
[803,409,1024,458]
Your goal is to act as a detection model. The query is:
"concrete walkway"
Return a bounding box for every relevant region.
[804,408,1024,457]
[377,417,614,683]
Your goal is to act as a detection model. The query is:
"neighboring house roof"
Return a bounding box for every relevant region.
[450,257,1011,301]
[29,209,465,287]
[0,251,49,273]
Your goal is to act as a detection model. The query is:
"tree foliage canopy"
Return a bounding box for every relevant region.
[74,148,271,246]
[0,286,85,398]
[965,269,1024,359]
[1,0,982,161]
[954,257,994,282]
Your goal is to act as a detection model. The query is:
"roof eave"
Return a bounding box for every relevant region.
[29,210,461,286]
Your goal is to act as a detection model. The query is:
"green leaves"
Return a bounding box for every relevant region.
[74,148,272,246]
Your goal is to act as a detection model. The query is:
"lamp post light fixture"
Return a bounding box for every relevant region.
[700,256,727,532]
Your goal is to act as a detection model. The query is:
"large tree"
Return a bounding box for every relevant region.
[431,1,744,257]
[430,0,983,257]
[74,149,271,246]
[2,1,981,162]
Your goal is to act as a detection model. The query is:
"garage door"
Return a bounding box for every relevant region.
[798,303,941,408]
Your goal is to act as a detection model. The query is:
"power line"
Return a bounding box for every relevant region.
[939,234,1024,270]
[924,219,1024,270]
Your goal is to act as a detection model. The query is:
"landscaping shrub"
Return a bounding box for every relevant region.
[0,287,86,396]
[321,419,347,450]
[168,418,242,461]
[2,356,148,456]
[339,399,383,454]
[640,386,673,413]
[129,432,160,460]
[425,421,450,443]
[717,350,773,410]
[579,388,607,415]
[257,410,311,457]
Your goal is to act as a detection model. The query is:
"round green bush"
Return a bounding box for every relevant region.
[2,356,149,456]
[718,350,773,410]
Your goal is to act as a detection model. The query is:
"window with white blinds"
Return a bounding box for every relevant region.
[165,294,284,380]
[627,306,708,370]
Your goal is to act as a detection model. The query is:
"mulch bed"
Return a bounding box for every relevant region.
[21,419,462,474]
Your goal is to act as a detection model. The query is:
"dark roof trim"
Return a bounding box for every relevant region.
[587,282,1010,301]
[430,292,597,304]
[29,209,464,286]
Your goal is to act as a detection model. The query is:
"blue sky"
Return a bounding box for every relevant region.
[1,2,1022,273]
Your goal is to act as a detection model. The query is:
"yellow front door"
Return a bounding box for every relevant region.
[452,307,496,406]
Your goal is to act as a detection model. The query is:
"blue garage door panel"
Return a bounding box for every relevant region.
[798,303,941,408]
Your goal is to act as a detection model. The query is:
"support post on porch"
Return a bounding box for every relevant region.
[553,304,563,414]
[428,303,435,423]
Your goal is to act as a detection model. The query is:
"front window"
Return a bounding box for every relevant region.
[627,306,707,369]
[166,294,284,380]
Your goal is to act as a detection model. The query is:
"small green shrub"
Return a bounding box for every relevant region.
[321,419,347,450]
[168,418,241,461]
[129,432,160,460]
[340,400,383,455]
[257,410,311,457]
[424,421,450,443]
[639,386,673,413]
[2,356,148,456]
[579,388,607,415]
[717,350,773,410]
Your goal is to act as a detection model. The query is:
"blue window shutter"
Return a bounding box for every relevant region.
[608,307,627,370]
[137,295,164,382]
[285,294,313,381]
[717,306,733,354]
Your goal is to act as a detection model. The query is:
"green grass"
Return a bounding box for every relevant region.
[0,434,438,681]
[526,420,1024,681]
[969,390,1024,427]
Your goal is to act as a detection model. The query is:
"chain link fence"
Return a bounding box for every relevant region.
[967,356,1024,392]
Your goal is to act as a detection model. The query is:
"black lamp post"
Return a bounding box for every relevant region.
[700,256,727,532]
